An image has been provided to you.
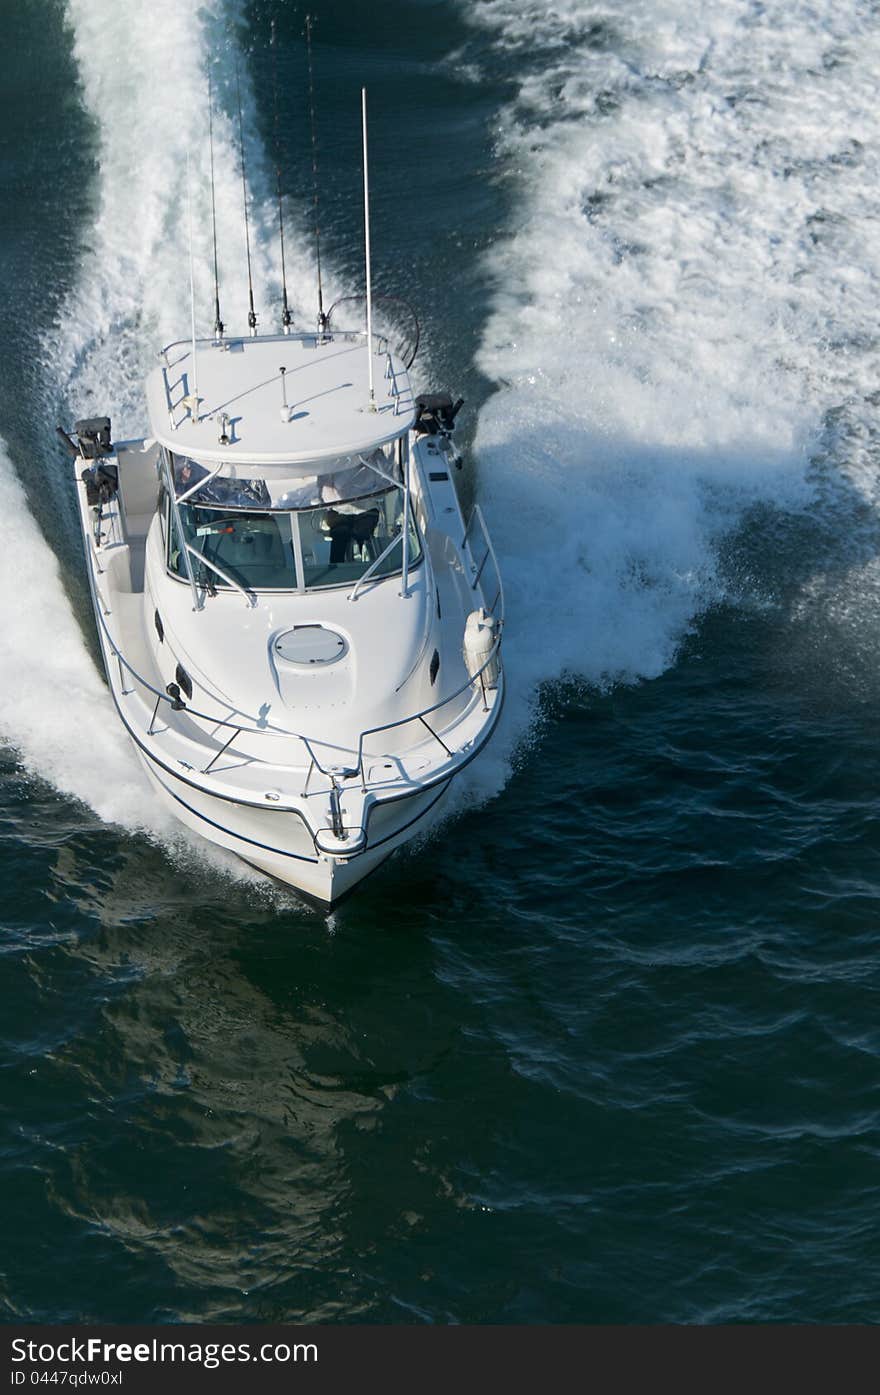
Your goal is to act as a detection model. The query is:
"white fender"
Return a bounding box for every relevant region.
[463,607,499,688]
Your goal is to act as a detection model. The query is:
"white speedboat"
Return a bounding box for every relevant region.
[65,317,504,906]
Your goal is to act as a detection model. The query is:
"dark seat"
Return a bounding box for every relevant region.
[325,508,380,563]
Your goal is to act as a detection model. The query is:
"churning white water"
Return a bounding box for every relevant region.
[0,0,317,881]
[55,0,322,434]
[0,441,162,826]
[457,0,880,787]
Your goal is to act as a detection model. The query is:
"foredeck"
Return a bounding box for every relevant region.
[146,331,416,469]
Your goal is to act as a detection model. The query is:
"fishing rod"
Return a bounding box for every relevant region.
[186,149,200,423]
[207,71,224,340]
[235,66,258,335]
[271,19,293,332]
[362,87,375,412]
[304,13,326,334]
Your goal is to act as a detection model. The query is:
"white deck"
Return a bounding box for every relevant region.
[146,332,416,469]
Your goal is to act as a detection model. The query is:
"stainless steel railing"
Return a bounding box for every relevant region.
[184,543,256,608]
[159,329,398,428]
[86,497,504,794]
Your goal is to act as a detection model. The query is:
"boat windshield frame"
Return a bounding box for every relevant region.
[163,485,423,595]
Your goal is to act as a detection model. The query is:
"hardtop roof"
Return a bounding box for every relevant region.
[145,331,415,470]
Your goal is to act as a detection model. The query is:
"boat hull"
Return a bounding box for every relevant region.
[137,748,453,907]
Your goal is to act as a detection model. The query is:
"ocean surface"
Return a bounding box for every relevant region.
[2,0,880,1323]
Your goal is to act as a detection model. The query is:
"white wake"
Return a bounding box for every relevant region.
[458,0,880,788]
[1,0,319,877]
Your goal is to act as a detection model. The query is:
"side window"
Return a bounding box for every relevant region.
[166,496,183,575]
[297,490,422,589]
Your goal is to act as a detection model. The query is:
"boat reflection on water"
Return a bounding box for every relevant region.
[30,835,475,1320]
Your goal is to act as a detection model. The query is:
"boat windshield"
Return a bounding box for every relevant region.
[167,486,421,592]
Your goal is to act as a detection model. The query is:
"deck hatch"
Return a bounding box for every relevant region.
[274,625,348,667]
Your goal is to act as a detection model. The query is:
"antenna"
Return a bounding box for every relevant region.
[185,150,200,424]
[362,87,375,412]
[207,72,223,340]
[235,67,258,336]
[271,19,293,333]
[304,14,326,334]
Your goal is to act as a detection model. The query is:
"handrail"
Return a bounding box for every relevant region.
[355,450,400,491]
[86,494,504,787]
[463,504,504,618]
[354,624,503,770]
[385,352,402,414]
[347,531,403,602]
[160,445,201,611]
[176,461,223,505]
[325,295,420,369]
[98,497,124,550]
[348,503,508,769]
[160,327,390,358]
[185,543,256,607]
[87,552,328,773]
[401,440,411,595]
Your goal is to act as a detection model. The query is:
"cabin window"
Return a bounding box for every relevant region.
[168,506,298,591]
[295,487,421,590]
[165,487,421,593]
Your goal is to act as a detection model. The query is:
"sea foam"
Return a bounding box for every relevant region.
[457,0,880,790]
[1,0,318,876]
[57,0,322,434]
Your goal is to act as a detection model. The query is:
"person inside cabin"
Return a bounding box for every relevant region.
[318,452,389,563]
[175,458,195,493]
[173,456,209,496]
[173,456,269,508]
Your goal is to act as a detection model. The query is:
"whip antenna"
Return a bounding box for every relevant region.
[185,151,200,424]
[271,19,292,332]
[362,88,375,412]
[208,72,224,340]
[235,67,258,335]
[305,14,326,333]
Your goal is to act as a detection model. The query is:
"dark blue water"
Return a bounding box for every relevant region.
[3,0,880,1324]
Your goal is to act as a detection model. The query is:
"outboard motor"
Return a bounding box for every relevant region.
[414,393,464,437]
[74,416,113,460]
